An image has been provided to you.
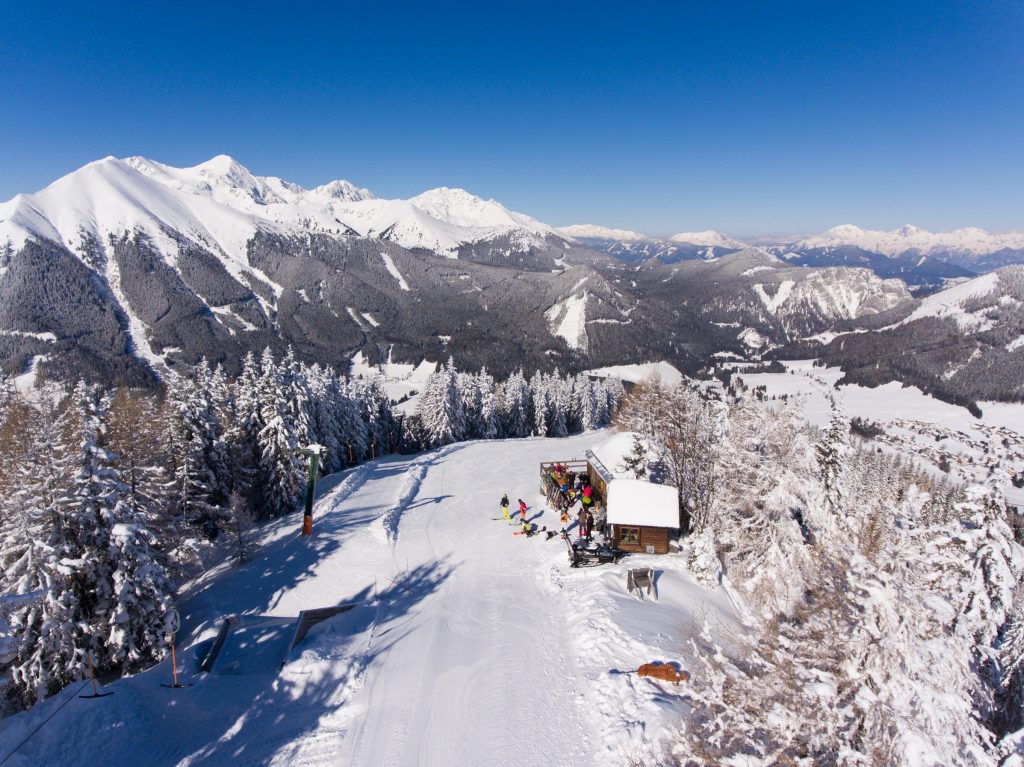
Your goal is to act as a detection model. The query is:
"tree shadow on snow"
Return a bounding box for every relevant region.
[33,559,458,767]
[179,454,426,638]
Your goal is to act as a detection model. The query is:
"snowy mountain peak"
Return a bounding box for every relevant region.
[407,186,557,238]
[824,224,867,238]
[312,179,374,202]
[669,230,748,249]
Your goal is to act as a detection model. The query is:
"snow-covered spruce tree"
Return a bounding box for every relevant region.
[498,369,532,438]
[337,378,370,464]
[816,404,849,518]
[306,365,345,474]
[358,374,399,455]
[256,349,305,518]
[2,393,80,706]
[225,349,264,499]
[418,358,465,447]
[576,374,600,431]
[548,371,569,438]
[529,371,550,437]
[280,347,315,449]
[165,367,229,540]
[102,498,173,671]
[477,369,499,440]
[457,370,483,439]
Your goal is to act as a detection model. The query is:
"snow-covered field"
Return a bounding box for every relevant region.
[0,432,736,766]
[731,359,1024,507]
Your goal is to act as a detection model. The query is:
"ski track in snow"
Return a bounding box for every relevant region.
[0,434,740,767]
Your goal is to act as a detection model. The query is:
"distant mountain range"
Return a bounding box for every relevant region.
[558,222,1024,291]
[0,155,1020,406]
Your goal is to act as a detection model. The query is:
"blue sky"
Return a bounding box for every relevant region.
[1,1,1021,236]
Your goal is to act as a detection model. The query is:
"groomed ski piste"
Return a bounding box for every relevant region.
[0,432,738,767]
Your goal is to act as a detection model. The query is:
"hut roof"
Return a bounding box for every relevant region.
[606,478,679,528]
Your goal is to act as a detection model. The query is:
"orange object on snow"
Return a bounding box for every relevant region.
[636,663,689,685]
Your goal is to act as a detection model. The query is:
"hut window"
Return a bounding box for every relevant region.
[620,526,640,544]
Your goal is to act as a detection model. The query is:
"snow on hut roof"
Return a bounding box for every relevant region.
[589,431,652,479]
[606,478,679,528]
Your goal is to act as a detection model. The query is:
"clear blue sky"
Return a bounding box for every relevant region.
[1,1,1021,236]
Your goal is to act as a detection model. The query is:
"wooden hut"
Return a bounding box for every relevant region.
[606,478,678,555]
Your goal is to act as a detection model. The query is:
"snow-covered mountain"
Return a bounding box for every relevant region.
[669,230,749,249]
[559,225,745,265]
[556,224,650,241]
[790,224,1024,265]
[809,265,1024,404]
[0,155,565,262]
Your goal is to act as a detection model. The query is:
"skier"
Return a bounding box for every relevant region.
[518,498,528,516]
[500,494,511,523]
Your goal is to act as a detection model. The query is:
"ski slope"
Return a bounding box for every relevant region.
[0,432,737,766]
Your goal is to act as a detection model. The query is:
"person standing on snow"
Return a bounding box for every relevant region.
[500,494,511,523]
[518,498,527,516]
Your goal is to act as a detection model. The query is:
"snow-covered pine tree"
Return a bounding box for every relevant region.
[576,374,599,431]
[499,369,532,438]
[165,368,229,540]
[102,498,173,671]
[529,371,549,437]
[418,358,465,447]
[816,405,849,517]
[226,349,265,499]
[457,371,483,440]
[337,378,370,464]
[257,350,305,518]
[548,371,568,438]
[477,369,499,440]
[280,347,315,448]
[306,365,345,474]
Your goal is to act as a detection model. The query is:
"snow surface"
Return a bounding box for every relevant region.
[896,270,1000,330]
[586,362,684,387]
[606,478,679,528]
[379,252,410,291]
[0,433,738,766]
[544,292,588,351]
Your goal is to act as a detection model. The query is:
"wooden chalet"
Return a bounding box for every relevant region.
[539,446,679,555]
[605,478,678,555]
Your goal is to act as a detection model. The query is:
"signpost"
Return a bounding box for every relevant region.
[161,608,191,689]
[299,445,328,536]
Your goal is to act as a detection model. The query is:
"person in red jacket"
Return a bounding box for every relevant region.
[518,498,528,516]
